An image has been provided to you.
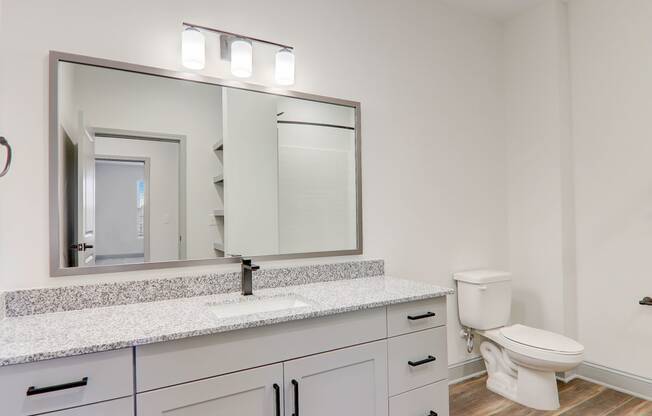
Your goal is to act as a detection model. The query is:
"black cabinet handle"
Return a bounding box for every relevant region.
[26,377,88,396]
[640,297,652,306]
[408,355,436,367]
[407,312,436,321]
[291,379,299,416]
[273,384,281,416]
[428,412,438,416]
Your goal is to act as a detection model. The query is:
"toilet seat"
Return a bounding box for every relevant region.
[500,324,584,355]
[479,325,583,365]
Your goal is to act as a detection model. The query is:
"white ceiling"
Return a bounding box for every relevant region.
[442,0,546,21]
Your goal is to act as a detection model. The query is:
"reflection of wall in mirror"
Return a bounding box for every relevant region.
[59,62,223,263]
[222,92,357,256]
[277,98,357,253]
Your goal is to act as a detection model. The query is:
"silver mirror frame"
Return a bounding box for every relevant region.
[49,51,363,277]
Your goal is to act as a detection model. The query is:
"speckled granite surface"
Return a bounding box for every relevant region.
[0,276,453,366]
[4,259,384,317]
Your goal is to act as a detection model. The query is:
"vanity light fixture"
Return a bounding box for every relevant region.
[181,27,205,70]
[230,38,253,78]
[181,22,295,85]
[275,48,295,86]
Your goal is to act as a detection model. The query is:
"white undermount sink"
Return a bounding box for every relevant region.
[207,295,313,318]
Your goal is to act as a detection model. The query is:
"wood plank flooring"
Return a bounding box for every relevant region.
[450,375,652,416]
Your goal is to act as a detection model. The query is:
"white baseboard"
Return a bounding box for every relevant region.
[448,357,486,384]
[574,361,652,402]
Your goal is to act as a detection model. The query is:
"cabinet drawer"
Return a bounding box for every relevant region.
[0,349,133,416]
[387,298,446,337]
[47,397,134,415]
[388,327,447,396]
[389,380,449,416]
[137,363,282,416]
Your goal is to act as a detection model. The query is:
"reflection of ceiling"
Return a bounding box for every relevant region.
[441,0,546,21]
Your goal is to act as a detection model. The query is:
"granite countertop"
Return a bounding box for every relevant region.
[0,276,453,367]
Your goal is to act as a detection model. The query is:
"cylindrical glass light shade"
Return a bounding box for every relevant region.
[275,48,295,86]
[181,27,205,70]
[231,38,253,78]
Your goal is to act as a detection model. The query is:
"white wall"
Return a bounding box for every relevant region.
[501,0,576,337]
[569,0,652,379]
[0,0,507,366]
[498,0,652,380]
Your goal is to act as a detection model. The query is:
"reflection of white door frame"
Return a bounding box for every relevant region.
[76,112,96,267]
[91,127,188,260]
[95,155,151,262]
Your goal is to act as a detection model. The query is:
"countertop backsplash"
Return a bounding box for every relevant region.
[1,259,384,318]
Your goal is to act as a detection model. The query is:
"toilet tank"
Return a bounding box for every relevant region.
[453,270,512,330]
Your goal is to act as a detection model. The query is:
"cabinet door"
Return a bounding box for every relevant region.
[137,363,283,416]
[283,340,388,416]
[47,397,133,415]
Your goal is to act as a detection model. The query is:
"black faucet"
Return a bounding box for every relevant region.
[241,258,260,296]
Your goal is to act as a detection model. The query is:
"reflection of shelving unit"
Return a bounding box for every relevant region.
[213,138,225,256]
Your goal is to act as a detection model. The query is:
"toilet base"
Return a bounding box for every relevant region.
[480,341,560,411]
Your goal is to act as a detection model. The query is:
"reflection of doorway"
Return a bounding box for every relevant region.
[93,130,185,262]
[95,157,150,265]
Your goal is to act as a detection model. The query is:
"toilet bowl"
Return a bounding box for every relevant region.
[478,324,583,410]
[453,270,584,411]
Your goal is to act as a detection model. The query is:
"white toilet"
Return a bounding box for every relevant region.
[453,270,584,411]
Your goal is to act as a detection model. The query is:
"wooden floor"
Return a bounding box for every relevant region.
[450,375,652,416]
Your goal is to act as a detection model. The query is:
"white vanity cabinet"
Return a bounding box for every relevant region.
[138,341,389,416]
[0,296,449,416]
[135,297,449,416]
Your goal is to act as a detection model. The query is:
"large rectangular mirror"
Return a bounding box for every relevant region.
[49,52,361,276]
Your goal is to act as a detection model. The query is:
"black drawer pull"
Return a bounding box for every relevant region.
[407,312,436,320]
[26,377,88,396]
[291,379,299,416]
[408,355,436,367]
[640,297,652,306]
[429,412,438,416]
[273,384,281,416]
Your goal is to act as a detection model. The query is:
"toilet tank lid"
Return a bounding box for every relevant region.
[453,270,512,284]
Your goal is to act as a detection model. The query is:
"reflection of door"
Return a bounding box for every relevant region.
[95,157,149,266]
[75,115,96,267]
